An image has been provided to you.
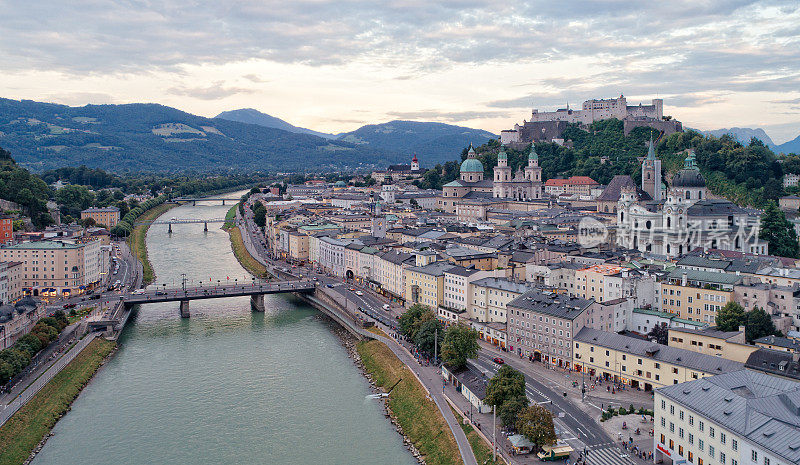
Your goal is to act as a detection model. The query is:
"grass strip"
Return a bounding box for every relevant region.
[223,204,237,229]
[0,338,116,465]
[357,339,462,465]
[127,203,176,285]
[227,226,269,278]
[449,406,499,465]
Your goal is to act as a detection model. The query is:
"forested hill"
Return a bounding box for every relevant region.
[0,145,54,227]
[422,119,799,208]
[0,98,400,173]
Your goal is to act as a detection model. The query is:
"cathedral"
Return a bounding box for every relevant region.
[617,148,767,258]
[439,144,543,213]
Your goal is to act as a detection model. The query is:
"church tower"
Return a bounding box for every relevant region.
[493,147,512,198]
[641,135,662,201]
[524,146,543,199]
[411,154,420,171]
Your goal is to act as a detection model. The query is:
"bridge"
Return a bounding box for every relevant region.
[89,280,315,329]
[171,197,238,206]
[133,217,228,233]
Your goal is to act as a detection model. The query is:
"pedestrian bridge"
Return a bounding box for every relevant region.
[108,280,315,319]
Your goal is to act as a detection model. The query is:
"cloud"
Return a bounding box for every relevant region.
[166,82,255,100]
[241,74,268,83]
[770,97,800,104]
[386,109,511,122]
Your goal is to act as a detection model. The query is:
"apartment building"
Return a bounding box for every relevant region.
[375,250,415,302]
[0,216,12,245]
[668,327,759,363]
[655,370,800,465]
[506,289,597,367]
[574,327,742,390]
[0,261,23,304]
[660,269,740,324]
[405,261,455,308]
[80,206,121,228]
[469,277,531,324]
[0,239,107,295]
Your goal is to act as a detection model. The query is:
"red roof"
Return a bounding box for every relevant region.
[545,176,598,186]
[412,154,418,162]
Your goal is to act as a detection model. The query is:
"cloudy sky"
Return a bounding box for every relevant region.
[2,0,800,142]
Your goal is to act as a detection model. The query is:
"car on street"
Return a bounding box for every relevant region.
[493,357,505,364]
[326,284,334,288]
[382,304,390,310]
[355,291,363,296]
[348,287,355,291]
[155,291,167,296]
[63,303,76,309]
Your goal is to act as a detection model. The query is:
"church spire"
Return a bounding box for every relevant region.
[528,145,538,166]
[646,134,656,161]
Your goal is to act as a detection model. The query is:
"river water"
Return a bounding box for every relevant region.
[32,192,415,465]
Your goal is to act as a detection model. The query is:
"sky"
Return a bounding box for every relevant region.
[2,1,800,143]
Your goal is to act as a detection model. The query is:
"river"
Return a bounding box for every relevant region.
[32,191,415,465]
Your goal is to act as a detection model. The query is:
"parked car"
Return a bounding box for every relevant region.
[493,357,505,365]
[326,284,334,288]
[382,304,390,310]
[355,291,363,296]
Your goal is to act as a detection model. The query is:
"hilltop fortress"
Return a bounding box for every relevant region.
[501,95,682,145]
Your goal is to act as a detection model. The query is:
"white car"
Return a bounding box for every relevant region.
[382,304,390,310]
[355,291,363,296]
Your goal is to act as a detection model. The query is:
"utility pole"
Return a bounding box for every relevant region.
[434,327,438,366]
[492,405,496,462]
[181,273,187,295]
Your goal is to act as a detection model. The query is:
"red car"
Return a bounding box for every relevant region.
[493,357,505,365]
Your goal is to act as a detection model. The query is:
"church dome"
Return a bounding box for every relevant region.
[498,148,508,161]
[460,144,484,173]
[671,150,705,188]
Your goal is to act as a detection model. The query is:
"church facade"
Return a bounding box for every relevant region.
[617,150,767,258]
[439,145,543,213]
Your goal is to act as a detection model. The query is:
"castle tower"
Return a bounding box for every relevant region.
[524,146,543,199]
[641,135,662,201]
[493,147,512,198]
[411,154,419,171]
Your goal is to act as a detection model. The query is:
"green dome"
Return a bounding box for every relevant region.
[498,148,508,160]
[460,158,484,173]
[334,180,347,187]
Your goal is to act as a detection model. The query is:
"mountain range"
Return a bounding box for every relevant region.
[0,99,495,173]
[699,127,800,154]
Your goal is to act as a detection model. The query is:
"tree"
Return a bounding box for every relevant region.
[647,323,669,345]
[759,202,799,258]
[516,404,557,449]
[414,317,444,356]
[745,307,779,342]
[499,395,529,428]
[55,184,95,218]
[80,217,96,228]
[485,365,526,409]
[441,324,479,370]
[716,302,746,331]
[12,219,24,231]
[398,304,434,341]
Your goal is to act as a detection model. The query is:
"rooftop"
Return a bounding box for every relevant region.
[657,369,800,464]
[507,289,594,320]
[577,327,743,374]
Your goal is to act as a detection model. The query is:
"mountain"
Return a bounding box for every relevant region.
[215,108,336,139]
[775,134,800,155]
[336,120,497,165]
[700,127,776,148]
[0,98,401,172]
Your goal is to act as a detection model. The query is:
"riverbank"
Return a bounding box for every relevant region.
[127,202,177,285]
[0,338,116,465]
[226,224,269,278]
[357,339,462,465]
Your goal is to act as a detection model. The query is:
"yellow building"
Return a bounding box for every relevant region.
[667,327,758,362]
[405,262,453,308]
[573,327,743,391]
[659,269,740,324]
[80,206,120,228]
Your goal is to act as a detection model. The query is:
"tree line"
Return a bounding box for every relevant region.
[0,310,68,385]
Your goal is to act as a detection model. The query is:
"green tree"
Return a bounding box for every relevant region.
[485,365,526,409]
[745,307,779,342]
[441,324,479,369]
[398,304,433,341]
[499,394,529,428]
[414,317,444,356]
[55,184,95,218]
[759,202,799,258]
[716,302,746,331]
[12,219,24,231]
[516,404,557,449]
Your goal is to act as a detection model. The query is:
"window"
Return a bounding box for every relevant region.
[751,451,757,462]
[720,432,726,444]
[709,426,715,438]
[689,433,694,444]
[731,439,737,451]
[679,427,684,439]
[689,415,694,426]
[720,452,725,463]
[679,411,684,420]
[699,420,704,432]
[698,439,704,451]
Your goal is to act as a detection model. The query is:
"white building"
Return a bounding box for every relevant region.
[655,369,800,465]
[318,237,348,277]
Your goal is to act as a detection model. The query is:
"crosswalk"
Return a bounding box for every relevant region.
[587,446,637,465]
